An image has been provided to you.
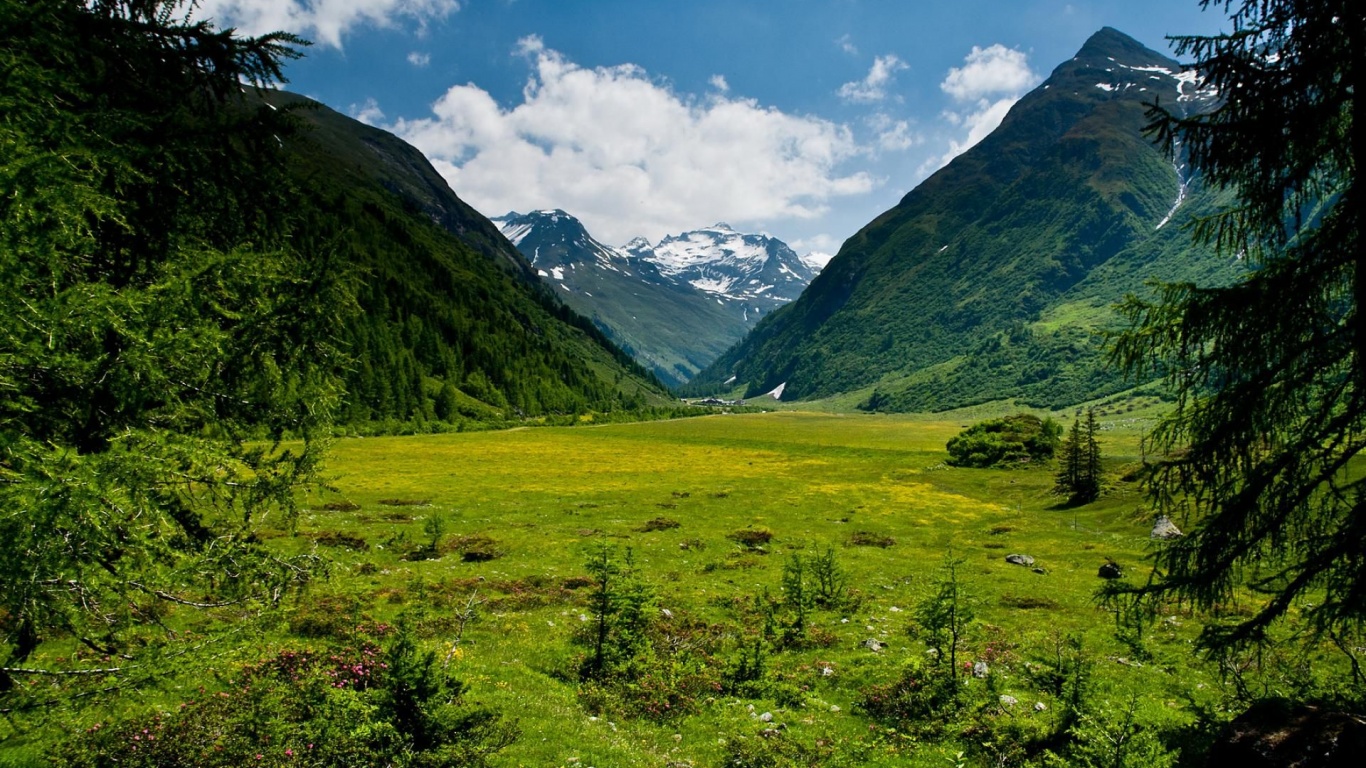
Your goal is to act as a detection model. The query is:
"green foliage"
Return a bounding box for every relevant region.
[576,544,655,682]
[1108,0,1366,650]
[0,0,337,691]
[857,656,963,726]
[945,413,1061,467]
[55,628,517,767]
[1055,409,1103,503]
[914,553,977,692]
[1044,693,1178,768]
[808,547,849,610]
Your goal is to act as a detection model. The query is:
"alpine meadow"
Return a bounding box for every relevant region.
[1,1,1362,767]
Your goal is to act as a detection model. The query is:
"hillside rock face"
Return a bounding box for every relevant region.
[493,211,820,388]
[687,27,1237,409]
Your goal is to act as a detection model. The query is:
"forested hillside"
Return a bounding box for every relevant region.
[688,29,1243,410]
[273,94,669,426]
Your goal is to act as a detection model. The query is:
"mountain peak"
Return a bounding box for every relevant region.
[1075,26,1175,69]
[708,222,735,232]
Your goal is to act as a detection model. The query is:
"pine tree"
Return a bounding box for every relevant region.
[1055,417,1084,498]
[1110,0,1364,649]
[1081,408,1103,502]
[1055,410,1102,504]
[0,0,338,691]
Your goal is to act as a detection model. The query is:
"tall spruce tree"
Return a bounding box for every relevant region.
[0,0,341,694]
[1110,0,1364,649]
[1055,410,1102,504]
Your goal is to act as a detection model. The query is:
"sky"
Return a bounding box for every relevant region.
[195,0,1228,258]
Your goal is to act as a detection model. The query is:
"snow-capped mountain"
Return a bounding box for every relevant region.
[623,223,820,310]
[491,210,822,388]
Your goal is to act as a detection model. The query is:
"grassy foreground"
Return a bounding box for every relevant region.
[21,409,1337,767]
[252,410,1217,766]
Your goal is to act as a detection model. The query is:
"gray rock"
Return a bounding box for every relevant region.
[1032,567,1046,574]
[1151,515,1183,540]
[1006,554,1035,567]
[862,638,884,652]
[1000,695,1018,707]
[1098,561,1124,579]
[973,661,990,678]
[758,711,773,723]
[1034,702,1048,712]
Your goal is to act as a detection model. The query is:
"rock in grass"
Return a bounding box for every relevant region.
[862,638,884,652]
[1000,695,1018,707]
[1151,515,1183,540]
[1005,553,1035,567]
[1098,561,1124,579]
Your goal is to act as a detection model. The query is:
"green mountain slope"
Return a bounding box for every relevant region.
[270,93,669,424]
[687,28,1243,410]
[493,210,754,388]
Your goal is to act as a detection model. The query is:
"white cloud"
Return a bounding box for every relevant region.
[195,0,459,48]
[836,34,858,55]
[837,54,908,103]
[391,37,874,244]
[939,44,1038,102]
[407,51,431,67]
[920,44,1039,175]
[350,98,386,126]
[709,74,730,93]
[868,113,920,152]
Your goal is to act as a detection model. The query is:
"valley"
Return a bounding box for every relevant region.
[5,2,1360,766]
[21,407,1267,767]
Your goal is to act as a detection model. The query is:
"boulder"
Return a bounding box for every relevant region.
[1005,553,1035,567]
[1206,699,1366,768]
[1098,561,1124,579]
[972,661,990,678]
[1151,515,1183,540]
[862,638,884,652]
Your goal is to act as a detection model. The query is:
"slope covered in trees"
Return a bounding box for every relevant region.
[271,94,670,426]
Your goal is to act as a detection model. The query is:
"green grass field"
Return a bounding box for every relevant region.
[231,410,1233,767]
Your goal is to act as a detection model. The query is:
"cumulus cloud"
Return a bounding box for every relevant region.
[836,34,858,55]
[407,51,431,67]
[868,113,920,152]
[921,44,1039,175]
[195,0,459,48]
[709,74,730,93]
[350,98,385,126]
[391,37,874,244]
[837,54,908,103]
[939,44,1037,101]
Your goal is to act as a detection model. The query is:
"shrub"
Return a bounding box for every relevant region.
[729,527,774,550]
[312,531,370,551]
[443,534,502,563]
[638,517,682,532]
[945,413,1062,468]
[857,657,962,727]
[849,530,895,548]
[57,628,517,768]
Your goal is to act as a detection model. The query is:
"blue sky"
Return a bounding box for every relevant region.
[198,0,1227,256]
